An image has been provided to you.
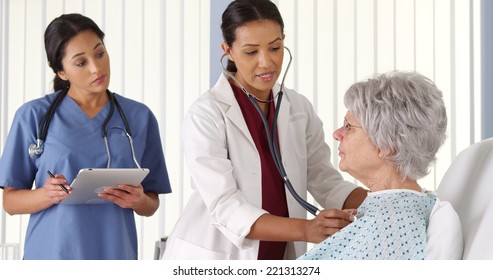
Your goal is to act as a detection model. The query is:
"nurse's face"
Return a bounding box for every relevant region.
[222,20,285,99]
[57,30,110,97]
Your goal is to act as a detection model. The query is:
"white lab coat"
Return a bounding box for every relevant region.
[163,74,357,260]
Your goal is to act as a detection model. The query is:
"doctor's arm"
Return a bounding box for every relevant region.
[247,209,355,243]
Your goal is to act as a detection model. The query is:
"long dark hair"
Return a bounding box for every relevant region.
[221,0,284,72]
[44,13,105,91]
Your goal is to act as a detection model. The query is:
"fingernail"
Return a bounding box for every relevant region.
[346,211,352,221]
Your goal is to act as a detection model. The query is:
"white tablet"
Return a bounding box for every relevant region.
[60,168,150,205]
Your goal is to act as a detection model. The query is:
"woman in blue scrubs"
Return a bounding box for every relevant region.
[0,13,171,259]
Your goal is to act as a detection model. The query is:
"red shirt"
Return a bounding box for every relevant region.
[231,83,289,260]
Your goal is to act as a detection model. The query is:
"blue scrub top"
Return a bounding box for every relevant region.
[0,91,172,259]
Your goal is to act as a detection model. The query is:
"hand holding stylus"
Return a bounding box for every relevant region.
[47,170,69,194]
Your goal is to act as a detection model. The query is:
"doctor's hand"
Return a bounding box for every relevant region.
[42,173,71,204]
[304,208,356,243]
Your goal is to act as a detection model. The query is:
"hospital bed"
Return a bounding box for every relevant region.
[437,137,493,259]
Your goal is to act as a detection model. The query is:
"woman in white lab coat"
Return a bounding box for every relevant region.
[163,0,367,260]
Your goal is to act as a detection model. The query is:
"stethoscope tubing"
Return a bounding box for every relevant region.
[220,47,320,216]
[29,88,141,169]
[39,89,67,141]
[248,94,319,216]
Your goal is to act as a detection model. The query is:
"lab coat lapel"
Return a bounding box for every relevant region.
[213,74,256,147]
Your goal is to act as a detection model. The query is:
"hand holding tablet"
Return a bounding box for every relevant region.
[60,168,150,204]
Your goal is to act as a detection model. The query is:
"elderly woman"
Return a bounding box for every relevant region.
[299,71,463,260]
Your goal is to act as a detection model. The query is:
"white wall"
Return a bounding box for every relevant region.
[0,0,482,260]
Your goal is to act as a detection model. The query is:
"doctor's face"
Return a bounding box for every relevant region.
[57,30,111,98]
[223,20,285,99]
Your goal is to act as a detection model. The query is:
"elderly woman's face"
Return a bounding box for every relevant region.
[333,111,381,179]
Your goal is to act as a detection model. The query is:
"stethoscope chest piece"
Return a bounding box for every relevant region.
[29,140,44,159]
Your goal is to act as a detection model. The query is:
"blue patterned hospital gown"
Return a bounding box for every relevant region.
[299,189,437,260]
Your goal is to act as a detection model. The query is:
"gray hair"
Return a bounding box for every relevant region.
[344,71,447,180]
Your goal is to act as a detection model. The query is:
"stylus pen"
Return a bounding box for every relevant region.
[47,170,69,194]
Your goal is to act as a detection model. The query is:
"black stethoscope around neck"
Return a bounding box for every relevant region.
[28,88,141,168]
[220,47,320,216]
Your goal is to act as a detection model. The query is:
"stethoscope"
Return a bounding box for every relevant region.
[28,88,141,169]
[220,47,320,216]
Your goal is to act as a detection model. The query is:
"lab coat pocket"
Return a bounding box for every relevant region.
[166,237,231,260]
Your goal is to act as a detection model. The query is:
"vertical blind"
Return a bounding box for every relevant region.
[0,0,481,259]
